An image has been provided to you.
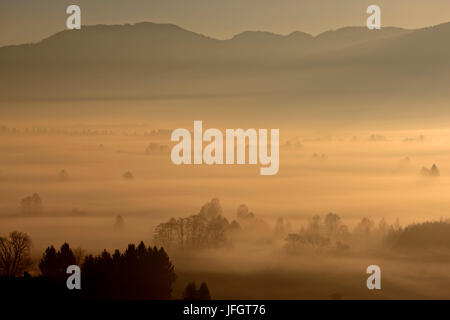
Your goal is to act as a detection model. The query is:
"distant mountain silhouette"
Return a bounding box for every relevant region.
[0,21,449,102]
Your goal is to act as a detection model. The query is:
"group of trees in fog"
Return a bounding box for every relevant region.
[153,198,386,252]
[420,164,440,177]
[285,213,351,252]
[153,198,434,254]
[283,214,450,253]
[153,197,450,254]
[284,213,403,253]
[153,198,240,249]
[152,198,279,250]
[153,198,294,250]
[20,193,43,215]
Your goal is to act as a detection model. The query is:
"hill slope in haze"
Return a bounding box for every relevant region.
[0,21,449,102]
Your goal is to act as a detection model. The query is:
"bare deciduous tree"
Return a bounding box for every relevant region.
[0,231,33,277]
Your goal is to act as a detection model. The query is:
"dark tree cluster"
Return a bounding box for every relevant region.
[40,243,77,284]
[39,241,176,299]
[183,282,211,300]
[386,220,450,249]
[82,242,176,299]
[1,239,179,301]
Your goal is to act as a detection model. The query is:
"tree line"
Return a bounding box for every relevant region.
[0,232,211,300]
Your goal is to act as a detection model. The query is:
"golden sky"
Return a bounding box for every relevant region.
[1,0,450,46]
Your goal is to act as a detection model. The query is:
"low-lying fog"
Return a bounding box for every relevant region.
[2,119,450,298]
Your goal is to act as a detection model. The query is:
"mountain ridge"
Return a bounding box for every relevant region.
[0,21,416,49]
[0,21,449,102]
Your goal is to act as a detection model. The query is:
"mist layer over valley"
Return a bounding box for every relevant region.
[2,122,450,298]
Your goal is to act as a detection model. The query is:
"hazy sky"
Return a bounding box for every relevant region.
[1,0,450,46]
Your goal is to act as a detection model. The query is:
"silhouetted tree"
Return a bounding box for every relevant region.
[57,243,76,269]
[39,246,58,278]
[198,282,211,300]
[182,281,212,300]
[0,231,33,277]
[430,164,440,177]
[183,282,198,300]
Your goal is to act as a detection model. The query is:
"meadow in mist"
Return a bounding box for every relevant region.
[2,112,450,299]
